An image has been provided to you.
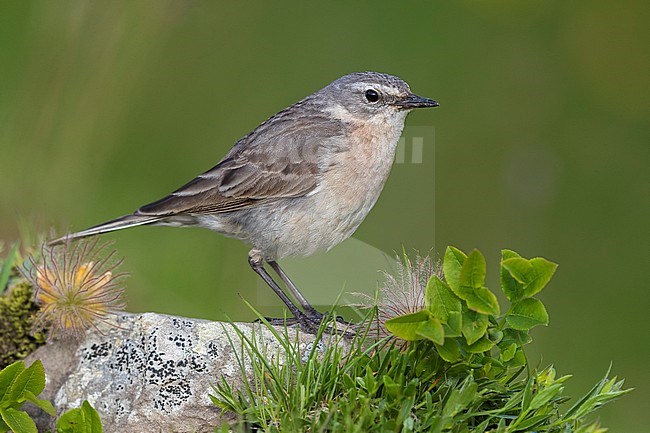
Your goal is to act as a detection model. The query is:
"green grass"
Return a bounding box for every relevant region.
[211,310,629,433]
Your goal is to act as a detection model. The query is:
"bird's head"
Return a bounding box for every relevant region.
[316,71,439,123]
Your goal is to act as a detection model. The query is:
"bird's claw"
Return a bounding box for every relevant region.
[257,311,355,338]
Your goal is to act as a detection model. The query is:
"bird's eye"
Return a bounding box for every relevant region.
[365,89,379,103]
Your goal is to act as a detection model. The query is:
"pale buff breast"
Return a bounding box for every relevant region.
[282,109,408,254]
[325,114,404,211]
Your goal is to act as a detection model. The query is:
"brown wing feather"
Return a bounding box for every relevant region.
[137,108,346,217]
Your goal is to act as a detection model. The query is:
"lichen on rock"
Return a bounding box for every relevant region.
[26,312,322,433]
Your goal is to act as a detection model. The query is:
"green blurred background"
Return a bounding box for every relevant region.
[1,1,648,430]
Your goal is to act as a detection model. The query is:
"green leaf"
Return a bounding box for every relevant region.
[442,376,478,418]
[565,369,616,418]
[9,360,46,404]
[426,276,462,321]
[22,391,56,416]
[466,287,500,315]
[0,407,37,433]
[443,311,463,338]
[526,258,558,296]
[529,383,564,410]
[443,246,466,291]
[500,343,517,362]
[435,338,461,362]
[57,407,83,433]
[505,348,527,367]
[572,388,631,420]
[0,242,20,292]
[81,400,103,433]
[500,249,525,302]
[506,298,549,330]
[414,317,445,345]
[565,369,631,422]
[502,257,558,298]
[464,336,495,353]
[461,310,489,345]
[521,375,534,412]
[450,250,501,316]
[56,401,103,433]
[0,361,25,406]
[514,413,552,431]
[488,329,503,344]
[459,249,486,289]
[452,284,500,317]
[501,250,522,261]
[382,376,400,399]
[501,328,533,347]
[385,310,431,341]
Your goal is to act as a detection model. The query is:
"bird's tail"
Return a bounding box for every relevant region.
[48,214,161,246]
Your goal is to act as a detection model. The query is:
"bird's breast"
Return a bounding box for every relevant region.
[316,114,405,236]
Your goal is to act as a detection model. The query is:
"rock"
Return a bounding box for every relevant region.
[24,312,321,433]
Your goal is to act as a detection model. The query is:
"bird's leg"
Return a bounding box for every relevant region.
[247,251,306,322]
[268,260,350,327]
[267,260,322,319]
[247,252,352,336]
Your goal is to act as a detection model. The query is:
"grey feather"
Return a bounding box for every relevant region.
[136,107,346,217]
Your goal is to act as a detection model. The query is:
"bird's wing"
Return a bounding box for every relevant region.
[137,112,346,216]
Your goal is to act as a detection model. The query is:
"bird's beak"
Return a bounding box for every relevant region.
[393,93,439,110]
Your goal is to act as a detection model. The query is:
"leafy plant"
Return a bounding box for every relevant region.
[211,247,631,432]
[0,360,103,433]
[0,360,56,433]
[385,247,555,364]
[56,400,103,433]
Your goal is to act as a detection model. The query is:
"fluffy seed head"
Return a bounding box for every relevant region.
[23,238,126,338]
[360,252,442,340]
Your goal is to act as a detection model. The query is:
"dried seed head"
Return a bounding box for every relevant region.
[23,238,126,339]
[359,252,442,340]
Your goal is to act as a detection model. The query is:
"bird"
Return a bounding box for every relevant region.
[49,71,439,332]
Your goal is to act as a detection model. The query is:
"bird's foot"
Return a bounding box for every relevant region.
[263,316,301,326]
[303,309,352,328]
[259,310,355,338]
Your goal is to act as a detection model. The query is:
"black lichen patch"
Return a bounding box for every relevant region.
[207,340,221,358]
[82,342,114,361]
[77,317,212,416]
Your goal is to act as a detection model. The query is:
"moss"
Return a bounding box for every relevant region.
[0,277,47,368]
